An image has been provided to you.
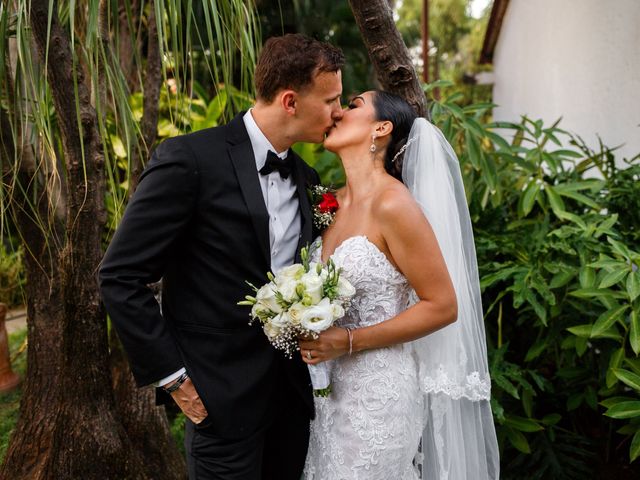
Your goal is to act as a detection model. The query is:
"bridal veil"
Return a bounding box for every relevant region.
[402,118,500,479]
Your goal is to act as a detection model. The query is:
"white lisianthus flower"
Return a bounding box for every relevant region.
[300,270,324,304]
[337,276,356,298]
[300,298,335,333]
[288,302,306,325]
[255,282,282,314]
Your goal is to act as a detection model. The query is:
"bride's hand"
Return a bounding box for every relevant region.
[299,327,350,365]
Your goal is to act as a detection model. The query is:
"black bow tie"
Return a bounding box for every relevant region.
[259,150,293,179]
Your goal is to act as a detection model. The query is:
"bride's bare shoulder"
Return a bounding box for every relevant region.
[372,181,422,222]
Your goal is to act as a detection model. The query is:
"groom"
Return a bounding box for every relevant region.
[99,34,344,479]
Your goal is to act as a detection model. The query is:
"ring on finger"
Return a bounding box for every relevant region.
[306,350,312,360]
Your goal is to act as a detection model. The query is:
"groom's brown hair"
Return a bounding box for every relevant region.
[255,33,344,103]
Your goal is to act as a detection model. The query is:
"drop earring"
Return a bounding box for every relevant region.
[370,134,377,153]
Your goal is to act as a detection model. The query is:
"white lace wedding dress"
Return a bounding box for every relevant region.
[304,235,424,480]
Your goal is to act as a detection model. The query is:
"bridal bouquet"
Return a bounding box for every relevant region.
[238,246,355,396]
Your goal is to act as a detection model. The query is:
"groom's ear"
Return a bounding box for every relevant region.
[280,90,297,115]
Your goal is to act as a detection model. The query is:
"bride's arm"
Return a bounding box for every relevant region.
[300,187,458,365]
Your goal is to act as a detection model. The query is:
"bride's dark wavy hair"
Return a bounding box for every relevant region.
[372,90,418,182]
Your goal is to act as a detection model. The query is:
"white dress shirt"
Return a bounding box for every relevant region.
[156,109,302,387]
[243,109,301,273]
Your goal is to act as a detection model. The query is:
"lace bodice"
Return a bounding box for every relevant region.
[314,235,412,329]
[305,236,422,480]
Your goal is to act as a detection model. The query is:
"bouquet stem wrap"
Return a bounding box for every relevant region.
[308,362,332,397]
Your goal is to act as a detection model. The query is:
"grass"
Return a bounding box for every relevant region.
[0,327,27,463]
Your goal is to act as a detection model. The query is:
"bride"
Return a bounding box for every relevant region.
[300,91,500,479]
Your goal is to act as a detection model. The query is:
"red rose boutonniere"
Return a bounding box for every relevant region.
[309,185,339,230]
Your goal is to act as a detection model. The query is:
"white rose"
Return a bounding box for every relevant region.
[278,278,300,303]
[263,322,281,340]
[274,264,305,283]
[270,311,291,328]
[330,302,345,319]
[255,282,282,314]
[288,302,306,325]
[300,298,335,333]
[337,276,356,298]
[300,271,324,305]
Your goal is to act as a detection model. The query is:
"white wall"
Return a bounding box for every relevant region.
[492,0,640,165]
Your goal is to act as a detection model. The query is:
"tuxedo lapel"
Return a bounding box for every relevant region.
[291,154,314,262]
[227,114,270,266]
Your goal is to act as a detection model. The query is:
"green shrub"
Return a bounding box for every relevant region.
[0,244,25,308]
[426,82,640,477]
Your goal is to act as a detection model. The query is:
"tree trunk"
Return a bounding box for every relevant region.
[130,0,161,195]
[0,1,148,477]
[348,0,428,118]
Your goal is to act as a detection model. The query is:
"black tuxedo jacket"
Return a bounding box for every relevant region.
[99,112,318,439]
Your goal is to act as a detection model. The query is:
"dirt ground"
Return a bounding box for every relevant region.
[4,307,26,336]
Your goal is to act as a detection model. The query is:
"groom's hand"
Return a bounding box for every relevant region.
[166,377,209,424]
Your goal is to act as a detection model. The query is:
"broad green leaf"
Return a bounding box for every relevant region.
[465,131,482,169]
[607,348,625,387]
[550,149,584,159]
[506,427,531,454]
[591,305,628,337]
[549,270,574,288]
[541,413,561,425]
[579,267,595,288]
[554,189,601,210]
[505,415,543,432]
[600,395,635,408]
[608,237,631,259]
[631,430,640,462]
[575,336,588,356]
[567,393,584,411]
[569,288,625,300]
[545,186,565,215]
[627,270,640,301]
[631,309,640,355]
[525,339,547,362]
[599,268,628,289]
[463,116,486,138]
[588,258,625,269]
[566,324,593,338]
[613,369,640,392]
[519,180,541,217]
[555,210,588,229]
[485,130,511,152]
[605,401,640,419]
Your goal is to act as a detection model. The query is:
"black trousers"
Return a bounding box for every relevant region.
[185,372,311,480]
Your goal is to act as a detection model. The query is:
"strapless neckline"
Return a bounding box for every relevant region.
[317,235,404,279]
